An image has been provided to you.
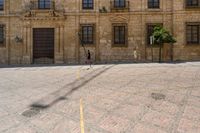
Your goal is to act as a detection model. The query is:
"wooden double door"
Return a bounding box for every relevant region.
[33,28,54,63]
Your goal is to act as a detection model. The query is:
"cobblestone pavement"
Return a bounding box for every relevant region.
[0,62,200,133]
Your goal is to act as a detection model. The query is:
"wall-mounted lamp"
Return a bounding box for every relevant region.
[15,36,23,43]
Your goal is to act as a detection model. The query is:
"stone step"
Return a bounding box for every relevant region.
[33,58,54,64]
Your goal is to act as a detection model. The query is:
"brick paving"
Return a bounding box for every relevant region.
[0,62,200,133]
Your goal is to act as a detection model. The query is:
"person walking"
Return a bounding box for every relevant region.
[87,50,92,68]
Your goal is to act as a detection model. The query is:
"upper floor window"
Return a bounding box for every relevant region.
[186,23,200,44]
[114,0,126,8]
[81,25,95,45]
[0,25,5,46]
[113,24,128,46]
[82,0,94,9]
[148,0,160,9]
[186,0,200,7]
[110,0,129,12]
[0,0,4,11]
[38,0,51,9]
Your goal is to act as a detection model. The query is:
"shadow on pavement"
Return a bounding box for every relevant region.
[30,65,115,110]
[0,64,86,69]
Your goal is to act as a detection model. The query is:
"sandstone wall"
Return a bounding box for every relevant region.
[0,0,199,64]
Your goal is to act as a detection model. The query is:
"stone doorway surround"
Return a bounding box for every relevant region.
[21,10,66,64]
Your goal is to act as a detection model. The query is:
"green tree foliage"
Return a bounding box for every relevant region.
[152,26,176,62]
[153,26,176,44]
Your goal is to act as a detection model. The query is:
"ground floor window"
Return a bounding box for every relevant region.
[0,0,4,11]
[81,24,95,45]
[0,24,5,46]
[186,23,200,44]
[113,24,128,46]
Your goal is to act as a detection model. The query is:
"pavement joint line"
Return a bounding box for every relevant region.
[80,98,85,133]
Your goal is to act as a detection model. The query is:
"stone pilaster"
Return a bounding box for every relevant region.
[22,26,32,64]
[54,26,64,64]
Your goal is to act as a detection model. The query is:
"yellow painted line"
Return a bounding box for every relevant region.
[80,98,85,133]
[77,68,80,79]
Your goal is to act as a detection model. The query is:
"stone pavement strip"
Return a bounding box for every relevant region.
[0,62,200,133]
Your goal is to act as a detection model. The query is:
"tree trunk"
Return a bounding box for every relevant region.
[159,43,162,63]
[151,46,153,62]
[170,43,174,62]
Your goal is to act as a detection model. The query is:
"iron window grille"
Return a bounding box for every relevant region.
[112,24,128,46]
[0,25,5,45]
[186,23,200,44]
[81,25,95,45]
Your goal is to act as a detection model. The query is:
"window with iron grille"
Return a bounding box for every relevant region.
[114,0,126,8]
[147,24,162,45]
[82,0,94,9]
[38,0,51,9]
[81,25,94,45]
[186,23,200,44]
[0,0,4,11]
[186,0,199,7]
[0,25,5,45]
[148,0,160,9]
[113,24,127,46]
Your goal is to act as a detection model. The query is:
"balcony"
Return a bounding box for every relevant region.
[110,0,130,12]
[29,0,55,10]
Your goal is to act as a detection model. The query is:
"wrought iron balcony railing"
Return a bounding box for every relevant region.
[29,0,55,10]
[110,0,130,12]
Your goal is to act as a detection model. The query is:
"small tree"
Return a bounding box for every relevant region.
[153,26,176,63]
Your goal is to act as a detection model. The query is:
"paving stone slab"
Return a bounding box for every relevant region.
[0,63,200,133]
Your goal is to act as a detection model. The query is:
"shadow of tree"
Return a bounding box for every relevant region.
[30,65,115,110]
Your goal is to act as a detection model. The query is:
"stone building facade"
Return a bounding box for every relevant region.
[0,0,200,64]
